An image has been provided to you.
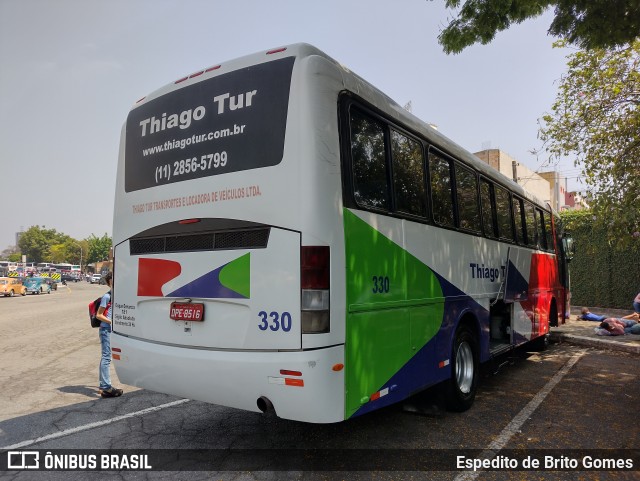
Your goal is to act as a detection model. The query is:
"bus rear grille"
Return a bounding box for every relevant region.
[129,228,270,255]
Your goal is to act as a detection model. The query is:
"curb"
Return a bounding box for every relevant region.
[550,332,640,355]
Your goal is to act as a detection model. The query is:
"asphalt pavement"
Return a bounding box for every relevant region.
[550,306,640,355]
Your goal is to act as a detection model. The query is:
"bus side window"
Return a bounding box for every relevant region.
[524,201,538,248]
[495,186,514,241]
[428,150,455,227]
[537,208,548,250]
[545,211,554,251]
[349,108,390,211]
[513,196,526,245]
[390,129,426,217]
[455,162,481,233]
[480,179,498,238]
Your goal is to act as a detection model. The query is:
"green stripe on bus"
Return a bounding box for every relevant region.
[219,253,251,299]
[343,209,444,418]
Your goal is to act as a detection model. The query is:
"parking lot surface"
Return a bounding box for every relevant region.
[0,283,638,480]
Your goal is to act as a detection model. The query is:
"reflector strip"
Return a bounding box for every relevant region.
[268,377,305,387]
[189,71,204,78]
[280,370,302,376]
[175,76,189,84]
[112,354,121,361]
[267,47,287,54]
[205,65,221,72]
[112,348,121,353]
[285,378,304,387]
[369,387,390,402]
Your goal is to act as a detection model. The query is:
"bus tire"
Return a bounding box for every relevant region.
[530,334,549,351]
[446,324,478,412]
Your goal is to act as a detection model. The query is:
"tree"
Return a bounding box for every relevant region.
[17,226,69,263]
[50,238,83,264]
[437,0,640,54]
[540,41,640,245]
[1,245,19,260]
[86,234,112,264]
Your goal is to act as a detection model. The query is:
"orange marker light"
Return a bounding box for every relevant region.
[332,363,344,372]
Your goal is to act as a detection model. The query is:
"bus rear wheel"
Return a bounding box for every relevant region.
[446,324,478,412]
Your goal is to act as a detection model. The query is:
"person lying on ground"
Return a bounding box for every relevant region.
[596,318,640,336]
[579,307,606,322]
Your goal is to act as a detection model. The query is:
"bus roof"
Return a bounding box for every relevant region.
[129,42,550,211]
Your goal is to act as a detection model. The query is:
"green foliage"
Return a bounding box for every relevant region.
[86,234,112,264]
[18,226,70,263]
[561,210,640,309]
[0,245,20,260]
[541,41,640,247]
[50,239,84,264]
[12,226,110,266]
[437,0,640,54]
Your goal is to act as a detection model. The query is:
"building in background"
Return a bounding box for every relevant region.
[564,191,589,210]
[15,230,24,247]
[473,149,586,212]
[538,171,566,212]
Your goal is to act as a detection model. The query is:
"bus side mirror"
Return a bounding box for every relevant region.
[562,234,575,261]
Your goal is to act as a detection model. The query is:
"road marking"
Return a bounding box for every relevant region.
[454,349,586,481]
[1,399,190,450]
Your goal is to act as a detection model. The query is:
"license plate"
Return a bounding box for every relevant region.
[170,302,205,322]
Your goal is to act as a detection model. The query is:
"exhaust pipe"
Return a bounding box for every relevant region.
[257,396,275,414]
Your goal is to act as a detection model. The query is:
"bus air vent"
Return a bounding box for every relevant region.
[215,229,270,250]
[129,228,270,255]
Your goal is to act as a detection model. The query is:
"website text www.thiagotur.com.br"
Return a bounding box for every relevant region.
[142,124,246,157]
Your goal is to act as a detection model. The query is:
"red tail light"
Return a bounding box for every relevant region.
[301,246,330,334]
[301,246,329,289]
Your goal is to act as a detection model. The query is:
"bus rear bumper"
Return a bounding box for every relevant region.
[112,333,345,423]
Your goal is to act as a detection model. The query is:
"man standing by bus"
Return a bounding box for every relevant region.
[96,272,124,398]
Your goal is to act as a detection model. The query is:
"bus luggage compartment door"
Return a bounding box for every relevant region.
[113,227,301,350]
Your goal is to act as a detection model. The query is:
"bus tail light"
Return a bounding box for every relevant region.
[301,246,330,334]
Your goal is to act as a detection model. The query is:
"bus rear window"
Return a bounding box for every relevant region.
[124,57,295,192]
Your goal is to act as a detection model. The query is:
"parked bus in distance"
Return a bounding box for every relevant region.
[111,44,574,423]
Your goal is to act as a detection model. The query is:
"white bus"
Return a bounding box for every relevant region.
[112,44,572,423]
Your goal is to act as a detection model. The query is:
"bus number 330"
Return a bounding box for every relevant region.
[258,311,293,332]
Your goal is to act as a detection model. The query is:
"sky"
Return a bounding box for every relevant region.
[0,0,582,251]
